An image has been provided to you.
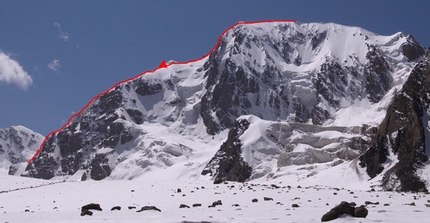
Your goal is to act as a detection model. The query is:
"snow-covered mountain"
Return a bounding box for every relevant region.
[22,21,427,191]
[0,126,44,175]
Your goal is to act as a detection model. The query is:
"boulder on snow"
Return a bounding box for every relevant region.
[136,206,161,212]
[81,203,102,212]
[80,209,93,216]
[208,200,222,208]
[179,204,190,208]
[321,210,339,222]
[264,197,273,201]
[321,201,368,222]
[111,206,121,211]
[354,205,368,218]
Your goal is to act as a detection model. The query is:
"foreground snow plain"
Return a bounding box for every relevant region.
[1,167,430,223]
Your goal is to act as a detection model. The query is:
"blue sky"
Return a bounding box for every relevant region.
[0,1,429,135]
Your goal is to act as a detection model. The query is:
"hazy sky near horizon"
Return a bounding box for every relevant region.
[0,0,429,135]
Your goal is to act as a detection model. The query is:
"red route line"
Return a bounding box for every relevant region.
[28,19,296,164]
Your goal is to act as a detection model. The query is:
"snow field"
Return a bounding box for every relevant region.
[1,174,430,223]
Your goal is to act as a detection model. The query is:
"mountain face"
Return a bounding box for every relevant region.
[0,126,43,175]
[22,21,427,191]
[359,49,430,192]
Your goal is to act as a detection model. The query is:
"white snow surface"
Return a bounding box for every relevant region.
[2,168,430,223]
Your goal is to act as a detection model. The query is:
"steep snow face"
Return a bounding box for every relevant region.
[201,22,422,134]
[23,21,424,181]
[0,126,43,175]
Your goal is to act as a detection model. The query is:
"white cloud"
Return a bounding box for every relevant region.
[0,51,33,90]
[54,22,71,42]
[47,59,61,72]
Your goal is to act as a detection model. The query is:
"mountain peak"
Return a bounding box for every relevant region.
[0,126,43,175]
[22,21,426,191]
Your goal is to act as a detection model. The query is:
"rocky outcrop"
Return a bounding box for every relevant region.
[359,49,430,192]
[364,45,392,103]
[201,119,252,183]
[201,57,262,135]
[401,35,426,61]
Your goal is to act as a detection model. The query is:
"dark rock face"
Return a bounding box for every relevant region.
[311,31,327,50]
[401,35,425,61]
[360,49,430,192]
[22,79,164,180]
[23,88,126,180]
[201,119,252,183]
[315,61,349,108]
[90,154,111,181]
[364,45,392,103]
[201,56,263,135]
